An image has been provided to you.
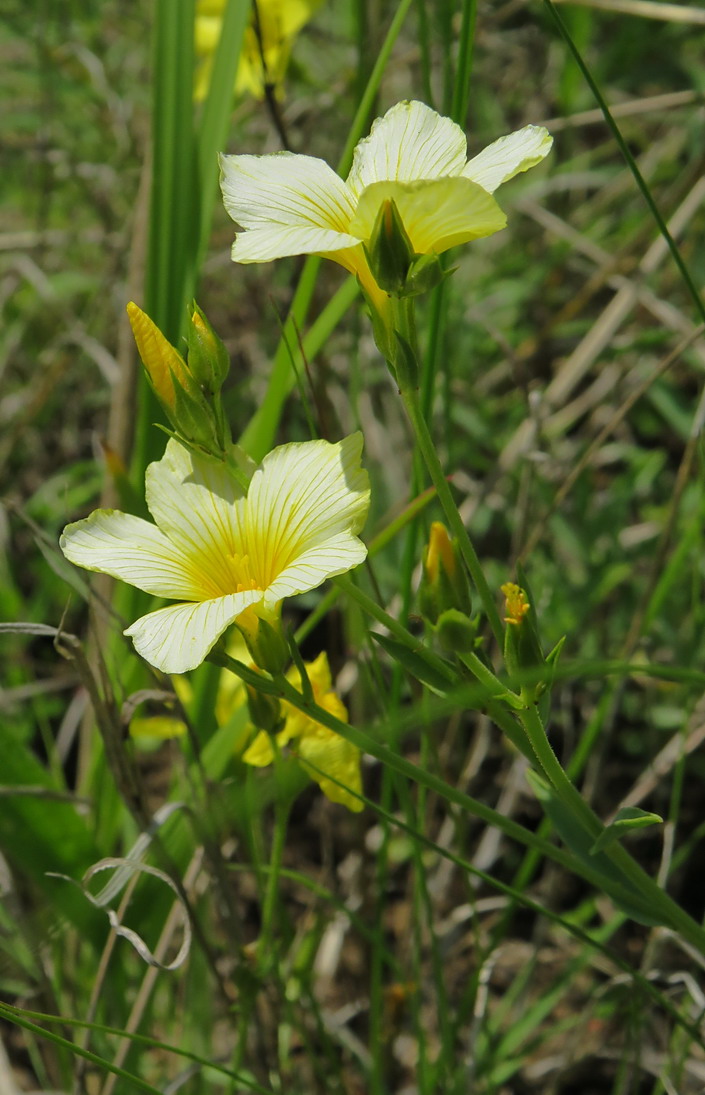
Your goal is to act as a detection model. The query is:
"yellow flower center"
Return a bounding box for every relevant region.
[224,552,261,595]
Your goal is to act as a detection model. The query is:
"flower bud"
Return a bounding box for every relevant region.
[236,607,290,676]
[419,522,472,625]
[245,685,283,735]
[127,302,229,457]
[435,608,476,653]
[186,303,230,394]
[127,301,195,412]
[365,198,417,297]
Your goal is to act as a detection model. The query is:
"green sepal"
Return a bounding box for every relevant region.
[238,615,290,677]
[419,532,472,627]
[370,631,457,696]
[245,685,284,735]
[525,770,665,927]
[434,608,476,654]
[590,807,663,856]
[364,197,416,296]
[165,369,222,451]
[392,331,419,390]
[403,252,448,297]
[358,276,394,365]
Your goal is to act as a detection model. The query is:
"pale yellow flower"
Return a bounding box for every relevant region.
[220,100,553,312]
[60,435,369,674]
[244,651,362,811]
[194,0,320,102]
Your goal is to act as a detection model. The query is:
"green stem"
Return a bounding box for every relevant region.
[257,766,291,965]
[399,379,504,647]
[519,700,705,955]
[386,297,503,645]
[333,574,457,686]
[456,650,534,761]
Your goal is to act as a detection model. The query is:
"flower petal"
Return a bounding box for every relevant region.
[297,712,363,812]
[125,591,262,674]
[60,510,202,600]
[145,440,246,598]
[219,152,359,262]
[326,244,391,319]
[346,100,468,198]
[194,14,221,54]
[350,177,507,254]
[462,125,553,193]
[242,730,275,766]
[244,433,370,592]
[265,535,367,606]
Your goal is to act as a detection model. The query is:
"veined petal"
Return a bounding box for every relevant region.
[220,152,359,262]
[346,100,468,198]
[244,434,370,590]
[60,510,202,600]
[350,177,507,255]
[125,591,263,674]
[232,224,360,264]
[265,533,367,606]
[462,125,553,193]
[145,440,246,598]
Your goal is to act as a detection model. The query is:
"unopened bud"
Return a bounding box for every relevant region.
[187,303,230,394]
[237,608,289,676]
[127,302,193,412]
[365,198,416,296]
[245,685,283,734]
[419,522,472,625]
[435,608,476,653]
[127,302,228,456]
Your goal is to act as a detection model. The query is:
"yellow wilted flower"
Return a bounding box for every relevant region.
[194,0,320,102]
[220,100,552,315]
[501,582,531,627]
[243,651,362,812]
[60,435,369,674]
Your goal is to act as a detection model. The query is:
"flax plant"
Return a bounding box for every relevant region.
[9,0,705,1091]
[216,94,705,958]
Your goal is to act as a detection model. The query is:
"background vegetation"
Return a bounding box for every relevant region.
[2,0,705,1091]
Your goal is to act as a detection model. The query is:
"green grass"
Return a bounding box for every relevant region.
[3,0,705,1092]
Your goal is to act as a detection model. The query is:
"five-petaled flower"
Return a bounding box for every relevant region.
[220,99,552,313]
[243,651,362,812]
[60,435,369,675]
